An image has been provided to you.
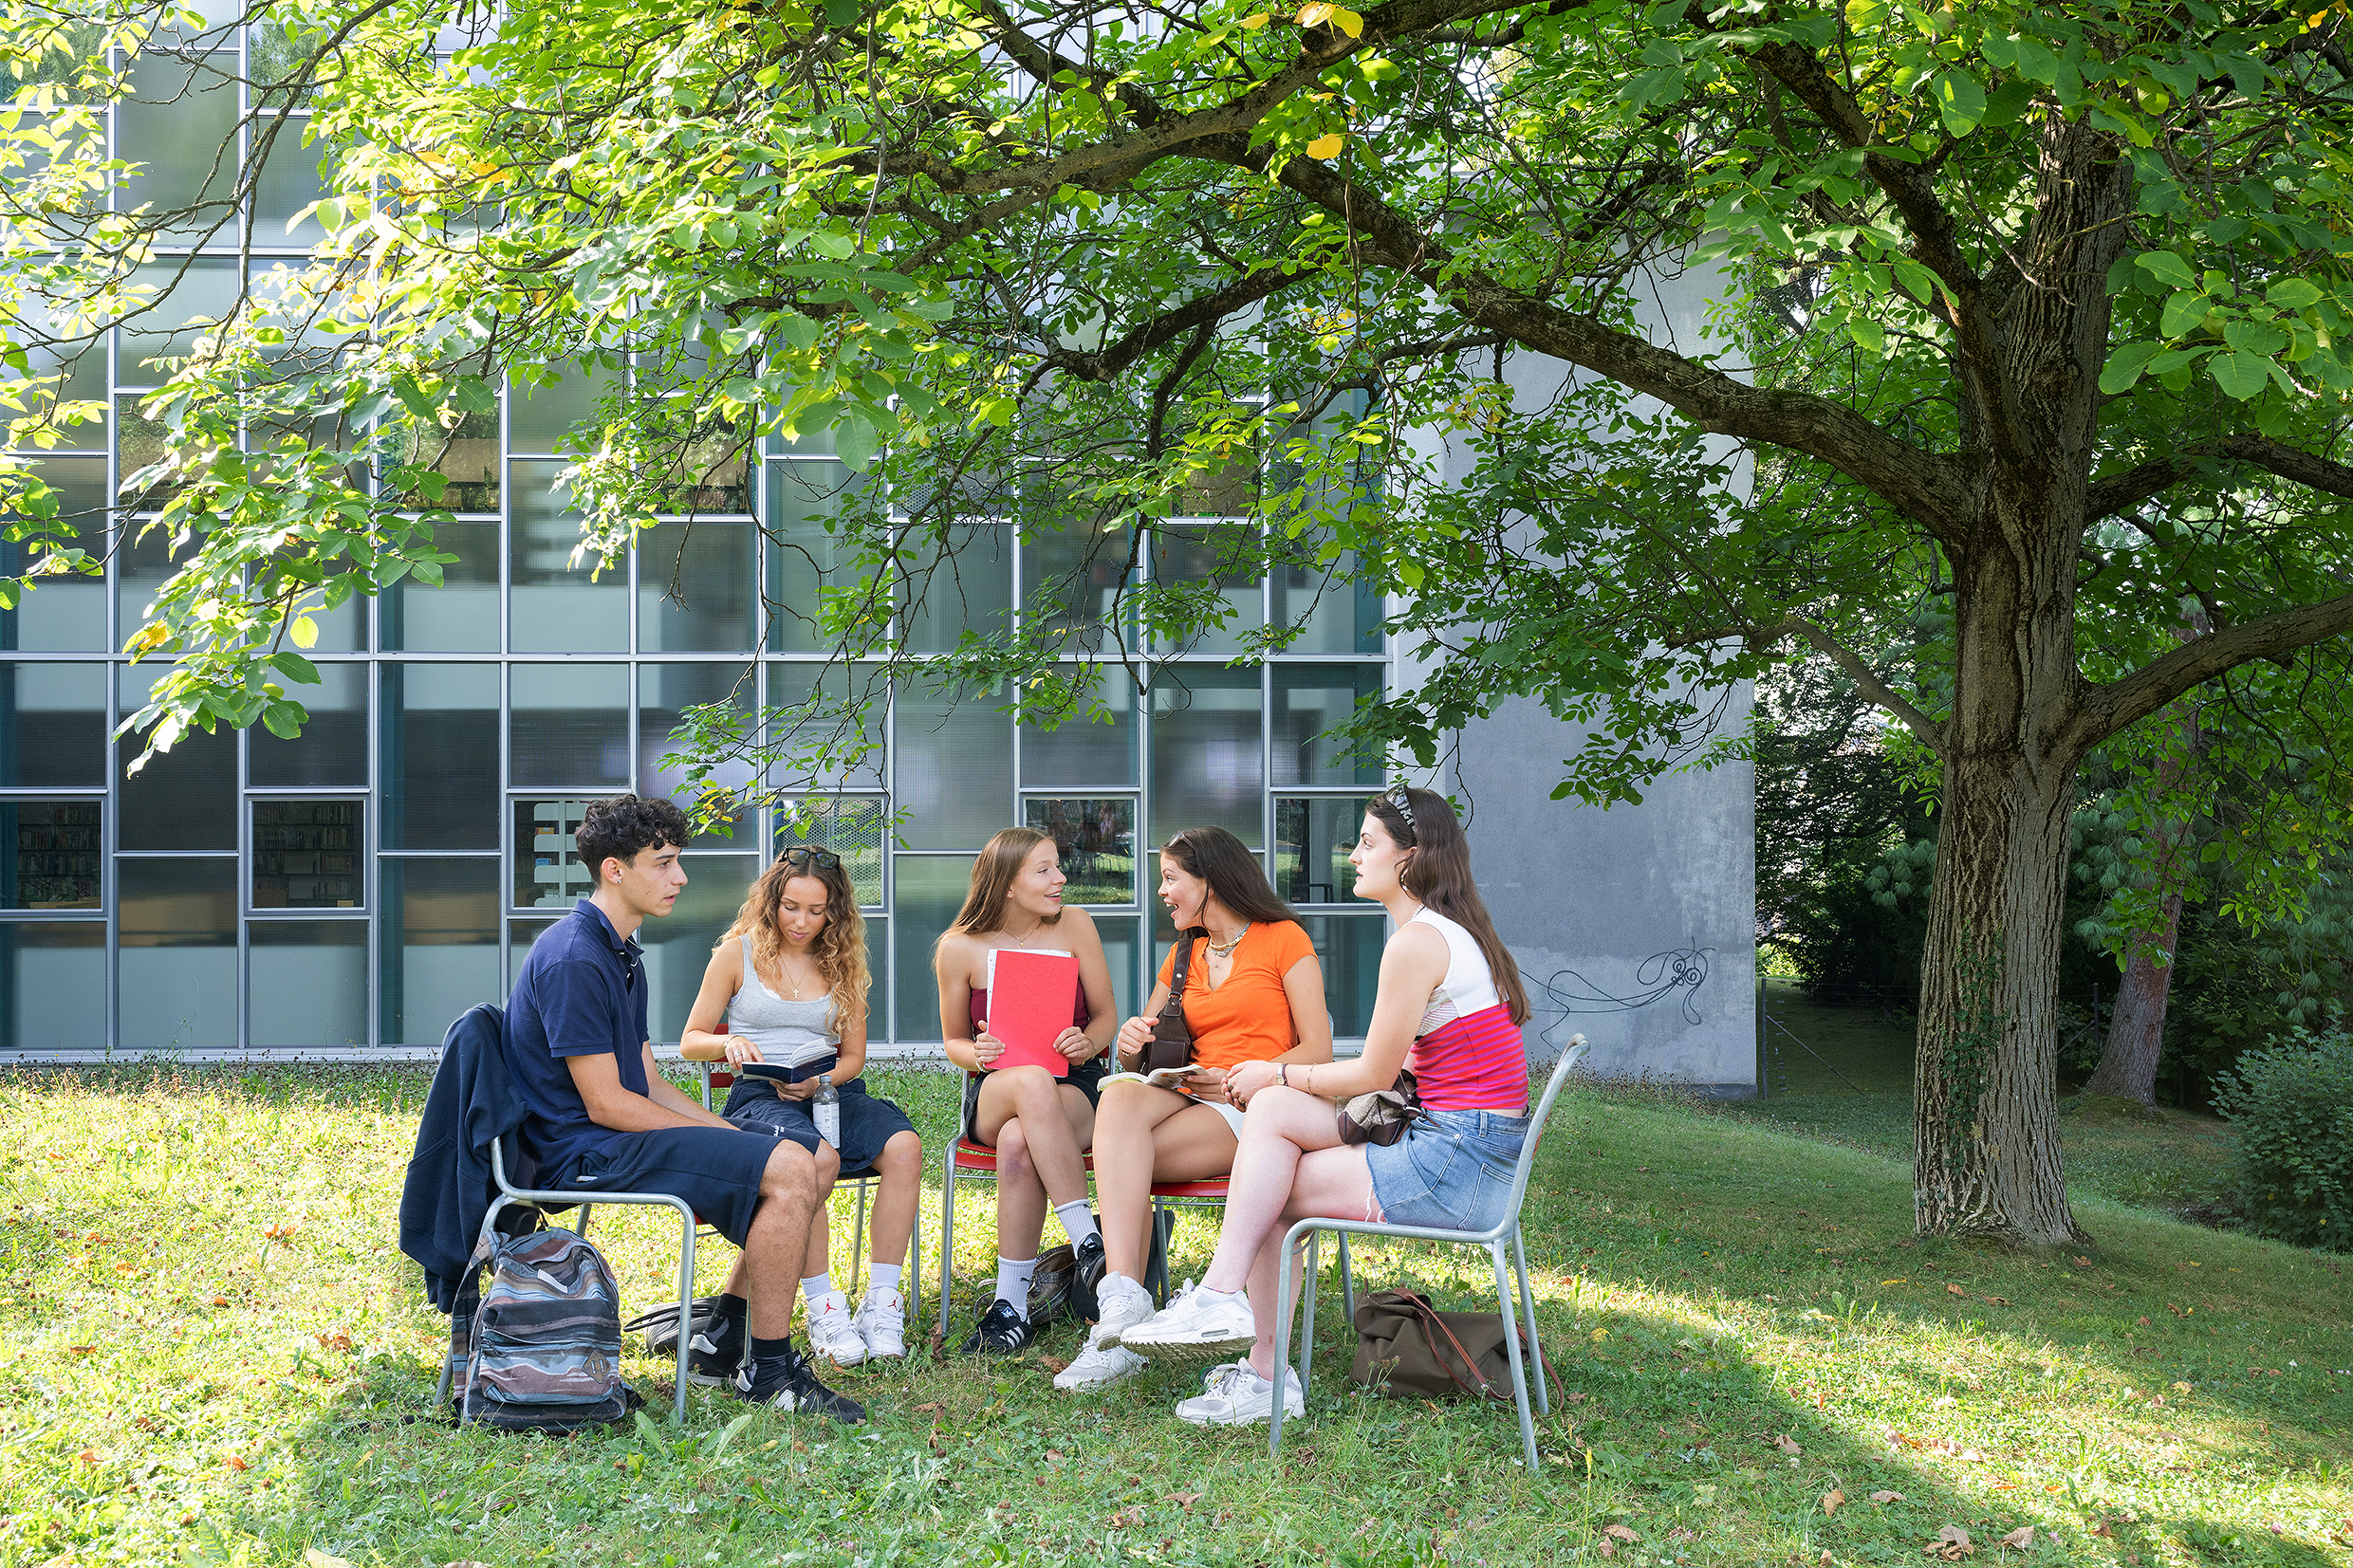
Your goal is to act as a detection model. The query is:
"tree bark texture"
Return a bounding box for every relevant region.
[2084,891,2186,1106]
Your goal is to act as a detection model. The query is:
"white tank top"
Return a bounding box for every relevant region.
[1410,907,1503,1036]
[725,933,840,1068]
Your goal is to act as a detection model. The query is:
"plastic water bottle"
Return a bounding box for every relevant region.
[812,1073,841,1148]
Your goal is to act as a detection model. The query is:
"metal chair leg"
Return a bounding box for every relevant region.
[1339,1232,1354,1324]
[1511,1227,1548,1415]
[851,1179,870,1299]
[1269,1224,1304,1458]
[576,1203,593,1238]
[672,1210,696,1425]
[936,1143,957,1339]
[1490,1242,1538,1468]
[1298,1232,1320,1407]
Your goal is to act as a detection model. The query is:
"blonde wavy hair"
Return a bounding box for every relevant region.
[723,847,870,1029]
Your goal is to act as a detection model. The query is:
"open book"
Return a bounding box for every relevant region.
[1099,1064,1223,1091]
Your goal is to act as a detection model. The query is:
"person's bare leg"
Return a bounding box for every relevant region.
[866,1129,924,1269]
[1093,1080,1212,1279]
[800,1139,842,1282]
[1199,1085,1343,1293]
[1239,1142,1376,1379]
[987,1115,1048,1262]
[742,1140,824,1341]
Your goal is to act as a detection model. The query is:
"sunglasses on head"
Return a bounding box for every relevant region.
[1381,782,1419,843]
[780,845,843,871]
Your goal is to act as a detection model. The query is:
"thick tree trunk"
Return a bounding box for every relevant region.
[2083,892,2185,1105]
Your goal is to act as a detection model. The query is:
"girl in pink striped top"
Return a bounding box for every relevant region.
[1111,786,1535,1424]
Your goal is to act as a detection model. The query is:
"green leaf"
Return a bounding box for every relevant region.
[2159,290,2210,340]
[2135,251,2197,291]
[833,407,879,471]
[266,651,320,686]
[261,700,305,741]
[1930,71,1985,136]
[2266,278,2323,311]
[1980,78,2041,128]
[2098,341,2163,395]
[1846,317,1886,356]
[2211,351,2271,401]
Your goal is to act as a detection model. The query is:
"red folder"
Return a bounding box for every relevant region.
[984,949,1082,1077]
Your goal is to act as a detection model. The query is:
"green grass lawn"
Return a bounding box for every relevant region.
[2,1061,2348,1568]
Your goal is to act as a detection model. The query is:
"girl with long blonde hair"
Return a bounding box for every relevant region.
[680,845,923,1371]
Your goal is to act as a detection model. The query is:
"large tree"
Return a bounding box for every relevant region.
[10,0,2353,1242]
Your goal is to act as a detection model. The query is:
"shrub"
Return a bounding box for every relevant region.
[2212,1024,2353,1252]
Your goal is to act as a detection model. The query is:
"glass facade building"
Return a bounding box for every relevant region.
[0,33,1398,1056]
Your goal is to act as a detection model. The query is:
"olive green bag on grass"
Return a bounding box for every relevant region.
[1349,1288,1560,1401]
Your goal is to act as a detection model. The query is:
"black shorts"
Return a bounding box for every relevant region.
[550,1126,782,1247]
[960,1051,1110,1142]
[722,1076,918,1173]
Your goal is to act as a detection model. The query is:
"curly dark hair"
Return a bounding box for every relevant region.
[576,794,691,877]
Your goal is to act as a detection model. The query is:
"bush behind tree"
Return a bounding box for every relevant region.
[2212,1024,2353,1252]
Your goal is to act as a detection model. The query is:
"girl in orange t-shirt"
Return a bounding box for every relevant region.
[1050,826,1331,1393]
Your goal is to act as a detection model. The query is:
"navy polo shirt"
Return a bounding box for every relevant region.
[509,898,653,1177]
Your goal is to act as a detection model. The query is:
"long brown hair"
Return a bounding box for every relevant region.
[947,826,1065,938]
[1366,788,1529,1024]
[724,847,870,1027]
[1161,825,1294,936]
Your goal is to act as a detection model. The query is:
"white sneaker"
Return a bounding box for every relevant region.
[1176,1359,1305,1426]
[805,1290,867,1367]
[1053,1276,1154,1392]
[1108,1280,1255,1363]
[852,1286,906,1360]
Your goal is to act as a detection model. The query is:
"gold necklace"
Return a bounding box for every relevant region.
[1206,923,1250,958]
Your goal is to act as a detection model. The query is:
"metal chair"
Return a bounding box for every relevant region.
[936,1073,1095,1337]
[436,1133,699,1426]
[1141,1176,1355,1310]
[1269,1036,1588,1469]
[697,1062,923,1321]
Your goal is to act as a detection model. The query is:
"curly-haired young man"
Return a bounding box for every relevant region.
[506,793,861,1421]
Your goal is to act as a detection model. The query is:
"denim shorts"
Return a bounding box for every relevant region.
[1363,1108,1531,1232]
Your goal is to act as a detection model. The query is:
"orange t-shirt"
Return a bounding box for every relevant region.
[1153,919,1318,1073]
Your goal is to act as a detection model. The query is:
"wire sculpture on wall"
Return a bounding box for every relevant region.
[1535,948,1714,1043]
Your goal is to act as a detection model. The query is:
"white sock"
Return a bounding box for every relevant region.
[994,1254,1037,1319]
[1099,1270,1146,1304]
[802,1273,833,1303]
[869,1262,903,1293]
[1054,1200,1100,1247]
[1198,1282,1243,1301]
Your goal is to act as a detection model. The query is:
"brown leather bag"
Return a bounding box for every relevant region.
[1142,934,1196,1075]
[1350,1288,1560,1401]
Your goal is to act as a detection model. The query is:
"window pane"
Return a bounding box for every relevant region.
[386,407,499,513]
[514,799,599,910]
[1299,913,1385,1038]
[642,854,756,1044]
[1,460,108,651]
[116,518,194,634]
[1019,664,1136,789]
[250,921,366,1046]
[1271,540,1382,655]
[766,460,880,654]
[119,857,236,1051]
[252,800,362,908]
[380,857,499,1045]
[384,520,500,652]
[1,801,101,910]
[510,461,625,651]
[639,663,752,839]
[895,683,1010,850]
[1092,913,1138,1024]
[1272,665,1383,786]
[1149,524,1261,655]
[900,526,1010,654]
[1149,666,1262,848]
[118,667,235,850]
[775,797,885,908]
[1022,797,1135,906]
[640,522,756,652]
[894,854,971,1044]
[0,923,103,1051]
[766,661,884,790]
[1022,517,1132,654]
[249,662,367,785]
[119,260,241,381]
[508,916,559,992]
[511,663,627,786]
[117,54,238,244]
[250,120,328,248]
[510,361,615,453]
[382,662,498,850]
[1272,795,1372,906]
[0,662,104,786]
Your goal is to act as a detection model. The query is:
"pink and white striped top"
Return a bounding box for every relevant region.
[1401,907,1527,1112]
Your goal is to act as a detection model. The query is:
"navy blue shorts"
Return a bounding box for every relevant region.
[551,1126,782,1247]
[722,1076,917,1173]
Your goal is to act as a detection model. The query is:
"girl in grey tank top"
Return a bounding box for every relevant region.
[727,932,840,1068]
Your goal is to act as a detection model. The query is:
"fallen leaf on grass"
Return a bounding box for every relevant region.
[1948,1284,1967,1297]
[2071,1256,2091,1266]
[1038,1356,1068,1374]
[1773,1434,1804,1456]
[315,1328,354,1354]
[74,1449,97,1463]
[208,1295,230,1308]
[1107,1504,1144,1529]
[66,1345,94,1356]
[1983,1296,2010,1306]
[1823,1489,1845,1516]
[262,1221,300,1241]
[912,1402,943,1417]
[1598,1541,1617,1559]
[1166,1491,1201,1512]
[222,1454,250,1472]
[1922,1525,1976,1559]
[1566,1391,1587,1405]
[1997,1528,2034,1549]
[1871,1491,1906,1504]
[1603,1525,1640,1542]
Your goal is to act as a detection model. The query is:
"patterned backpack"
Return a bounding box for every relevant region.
[460,1225,640,1431]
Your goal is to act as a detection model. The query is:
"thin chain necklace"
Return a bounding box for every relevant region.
[1005,918,1047,950]
[775,953,820,1000]
[1206,922,1251,958]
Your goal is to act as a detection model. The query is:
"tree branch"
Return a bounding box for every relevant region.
[1775,615,1947,750]
[2084,434,2353,523]
[2067,590,2353,755]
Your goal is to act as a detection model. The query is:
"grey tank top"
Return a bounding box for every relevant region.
[726,933,840,1068]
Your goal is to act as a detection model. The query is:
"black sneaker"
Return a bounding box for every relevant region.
[957,1298,1036,1355]
[734,1341,865,1424]
[1071,1233,1107,1323]
[685,1316,744,1386]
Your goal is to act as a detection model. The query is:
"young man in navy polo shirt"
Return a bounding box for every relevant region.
[509,794,862,1421]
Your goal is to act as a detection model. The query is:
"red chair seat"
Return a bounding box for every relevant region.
[1149,1177,1231,1199]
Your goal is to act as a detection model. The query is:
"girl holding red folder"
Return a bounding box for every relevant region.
[935,826,1120,1354]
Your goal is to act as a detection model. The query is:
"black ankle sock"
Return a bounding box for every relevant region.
[750,1335,793,1362]
[715,1293,749,1323]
